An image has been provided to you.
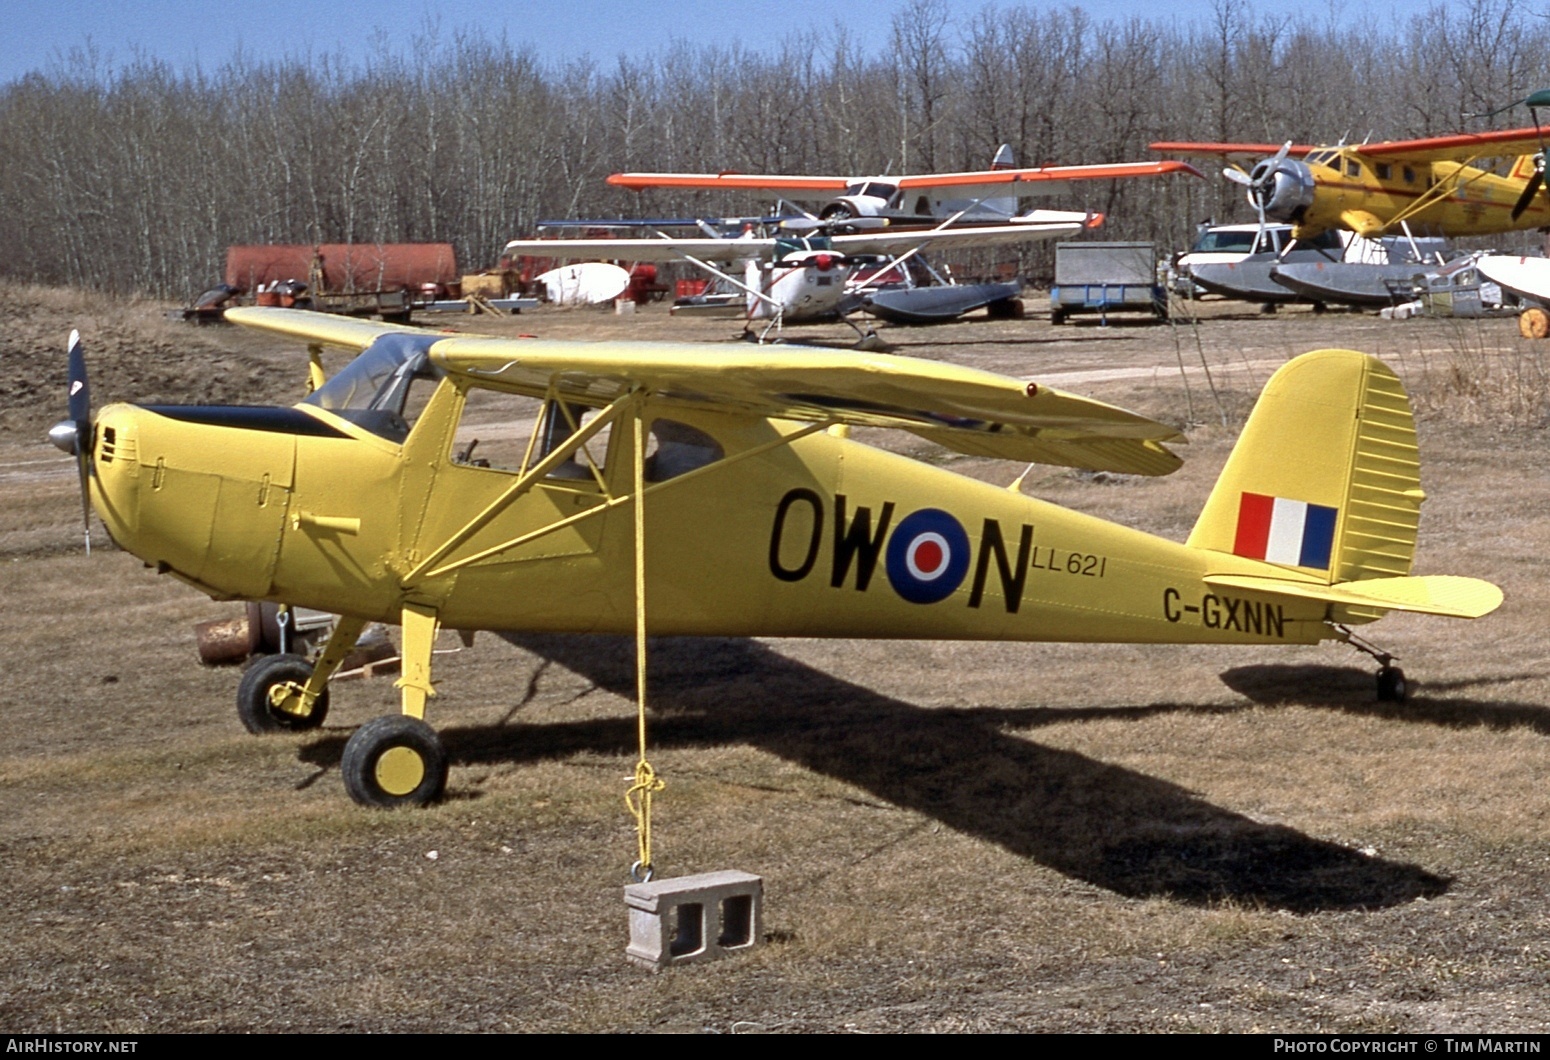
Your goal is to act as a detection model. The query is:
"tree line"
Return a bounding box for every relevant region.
[1,0,1547,298]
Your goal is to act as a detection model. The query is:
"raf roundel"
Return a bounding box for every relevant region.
[885,508,971,604]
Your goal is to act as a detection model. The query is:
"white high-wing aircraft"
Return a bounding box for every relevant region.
[502,212,1103,334]
[607,145,1202,222]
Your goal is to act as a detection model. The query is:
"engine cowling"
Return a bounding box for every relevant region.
[1250,157,1317,224]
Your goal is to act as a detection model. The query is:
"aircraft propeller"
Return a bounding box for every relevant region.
[47,329,94,554]
[1510,152,1545,221]
[1513,95,1550,221]
[1223,141,1293,230]
[1471,90,1550,222]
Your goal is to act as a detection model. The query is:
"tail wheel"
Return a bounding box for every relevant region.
[236,653,329,733]
[1376,666,1408,703]
[341,715,448,808]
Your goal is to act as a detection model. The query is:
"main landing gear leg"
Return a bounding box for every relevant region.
[1329,623,1408,703]
[840,315,889,351]
[340,604,448,808]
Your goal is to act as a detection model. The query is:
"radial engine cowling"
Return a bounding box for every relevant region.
[1250,157,1317,224]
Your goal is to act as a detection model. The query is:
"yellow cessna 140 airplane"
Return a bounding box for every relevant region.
[1152,109,1550,241]
[51,309,1501,808]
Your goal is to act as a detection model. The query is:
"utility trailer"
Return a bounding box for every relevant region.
[1049,242,1167,325]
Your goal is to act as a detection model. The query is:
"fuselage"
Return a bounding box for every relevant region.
[1274,147,1550,238]
[85,378,1328,649]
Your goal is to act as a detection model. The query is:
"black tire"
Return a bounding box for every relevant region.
[341,715,448,809]
[1377,666,1408,703]
[1050,308,1067,325]
[236,653,329,734]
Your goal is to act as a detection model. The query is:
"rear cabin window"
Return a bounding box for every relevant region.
[450,392,723,487]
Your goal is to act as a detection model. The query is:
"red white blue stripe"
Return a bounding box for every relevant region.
[1233,492,1338,570]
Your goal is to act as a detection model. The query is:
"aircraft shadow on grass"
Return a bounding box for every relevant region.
[1221,663,1550,735]
[304,634,1448,912]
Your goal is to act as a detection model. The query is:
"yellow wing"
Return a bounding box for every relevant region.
[224,307,1185,476]
[224,306,428,350]
[431,337,1184,475]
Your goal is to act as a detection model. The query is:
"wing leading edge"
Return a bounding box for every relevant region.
[501,216,1099,264]
[607,160,1202,200]
[1152,126,1549,164]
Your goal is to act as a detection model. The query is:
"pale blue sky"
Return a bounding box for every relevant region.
[3,0,1358,84]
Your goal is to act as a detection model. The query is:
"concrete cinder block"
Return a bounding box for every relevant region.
[625,870,763,970]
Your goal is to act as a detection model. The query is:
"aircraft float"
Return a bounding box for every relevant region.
[50,309,1501,812]
[1153,106,1550,242]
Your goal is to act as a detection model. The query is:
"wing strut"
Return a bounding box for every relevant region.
[625,400,665,883]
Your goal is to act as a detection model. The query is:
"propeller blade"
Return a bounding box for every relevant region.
[1223,167,1254,187]
[66,329,93,555]
[1511,166,1544,221]
[67,329,90,424]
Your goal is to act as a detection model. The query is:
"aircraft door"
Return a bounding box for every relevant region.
[403,386,613,627]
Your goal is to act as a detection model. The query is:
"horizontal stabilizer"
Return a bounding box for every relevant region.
[1204,573,1503,620]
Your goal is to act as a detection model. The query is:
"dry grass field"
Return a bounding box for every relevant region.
[1,287,1547,1032]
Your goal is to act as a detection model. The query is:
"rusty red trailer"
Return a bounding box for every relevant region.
[224,244,458,293]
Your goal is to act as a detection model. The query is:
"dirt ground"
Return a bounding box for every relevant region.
[1,287,1547,1033]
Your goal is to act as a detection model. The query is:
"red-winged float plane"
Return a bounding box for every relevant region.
[609,144,1202,223]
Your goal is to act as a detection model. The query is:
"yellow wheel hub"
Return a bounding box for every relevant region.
[374,746,426,796]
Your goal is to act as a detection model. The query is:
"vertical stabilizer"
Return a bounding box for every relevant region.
[1187,349,1423,586]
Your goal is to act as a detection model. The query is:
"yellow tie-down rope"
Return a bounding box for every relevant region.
[624,405,664,882]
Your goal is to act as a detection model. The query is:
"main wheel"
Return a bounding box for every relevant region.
[1377,666,1408,703]
[236,653,329,733]
[341,715,448,808]
[1519,307,1550,339]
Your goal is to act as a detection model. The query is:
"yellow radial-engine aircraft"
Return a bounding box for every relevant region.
[1152,106,1550,242]
[50,309,1501,809]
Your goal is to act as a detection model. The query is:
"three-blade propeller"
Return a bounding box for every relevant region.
[1223,141,1293,233]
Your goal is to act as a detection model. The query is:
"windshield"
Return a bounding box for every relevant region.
[1191,230,1259,253]
[302,333,444,442]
